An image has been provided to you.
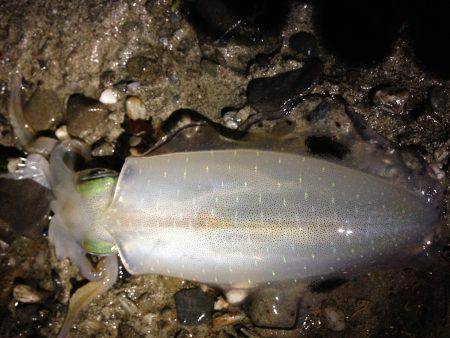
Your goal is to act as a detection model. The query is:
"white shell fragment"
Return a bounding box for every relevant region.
[99,88,119,105]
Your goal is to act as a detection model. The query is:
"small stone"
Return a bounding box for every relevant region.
[127,81,141,92]
[289,32,318,58]
[13,284,42,303]
[129,135,142,147]
[247,58,323,119]
[213,296,229,311]
[323,306,345,331]
[246,287,300,329]
[126,96,148,120]
[91,142,115,157]
[223,111,240,129]
[23,88,63,131]
[99,88,119,104]
[371,85,410,115]
[65,94,109,139]
[174,288,215,325]
[55,125,69,141]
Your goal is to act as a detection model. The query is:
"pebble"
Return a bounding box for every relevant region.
[55,125,69,141]
[126,96,148,120]
[371,85,410,115]
[223,111,240,129]
[13,284,42,303]
[65,94,109,139]
[289,31,318,58]
[213,296,229,311]
[246,287,300,329]
[91,142,115,157]
[323,306,346,331]
[99,88,119,105]
[127,81,141,92]
[23,88,63,131]
[247,58,323,119]
[128,135,142,147]
[174,288,215,325]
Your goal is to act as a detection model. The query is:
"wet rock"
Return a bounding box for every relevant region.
[306,100,331,122]
[323,306,346,331]
[65,94,109,139]
[126,55,163,83]
[247,58,323,119]
[246,287,300,329]
[13,284,43,304]
[289,32,318,58]
[371,85,410,115]
[23,88,63,131]
[0,178,52,240]
[126,96,148,120]
[174,288,215,325]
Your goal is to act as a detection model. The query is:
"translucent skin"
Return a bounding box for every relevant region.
[105,149,441,287]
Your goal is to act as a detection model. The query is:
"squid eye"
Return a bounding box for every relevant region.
[82,238,116,256]
[76,168,118,197]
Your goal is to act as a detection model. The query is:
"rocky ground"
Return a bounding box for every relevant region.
[0,1,449,337]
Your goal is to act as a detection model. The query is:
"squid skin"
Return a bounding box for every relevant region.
[43,144,441,337]
[102,149,440,287]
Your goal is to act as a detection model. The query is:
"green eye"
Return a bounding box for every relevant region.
[76,168,118,198]
[77,176,117,197]
[82,238,115,256]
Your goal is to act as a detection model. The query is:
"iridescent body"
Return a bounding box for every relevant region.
[106,149,439,286]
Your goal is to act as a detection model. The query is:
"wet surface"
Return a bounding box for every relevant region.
[0,0,449,337]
